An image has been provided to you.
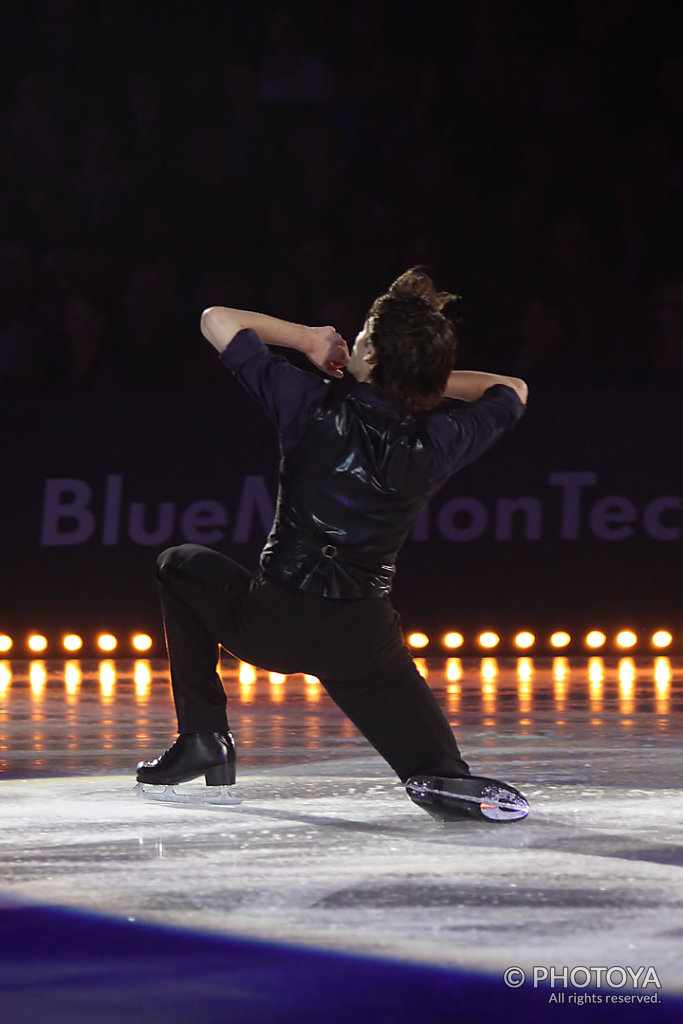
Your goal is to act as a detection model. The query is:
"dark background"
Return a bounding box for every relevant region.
[2,0,683,648]
[3,384,682,650]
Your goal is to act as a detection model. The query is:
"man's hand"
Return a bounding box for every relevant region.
[304,326,350,378]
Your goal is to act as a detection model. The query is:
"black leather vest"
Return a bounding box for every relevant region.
[260,382,436,599]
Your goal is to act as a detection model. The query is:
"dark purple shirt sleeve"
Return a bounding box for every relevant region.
[425,384,525,488]
[219,328,330,449]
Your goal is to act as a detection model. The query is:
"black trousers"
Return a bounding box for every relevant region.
[156,544,469,783]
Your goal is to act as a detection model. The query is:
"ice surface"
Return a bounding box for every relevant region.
[0,656,682,1000]
[0,766,681,992]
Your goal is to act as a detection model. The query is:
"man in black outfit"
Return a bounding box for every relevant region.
[137,269,530,821]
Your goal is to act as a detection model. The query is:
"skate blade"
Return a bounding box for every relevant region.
[478,791,529,821]
[134,782,241,806]
[406,780,529,822]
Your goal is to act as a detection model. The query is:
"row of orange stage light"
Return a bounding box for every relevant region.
[0,629,677,657]
[405,629,676,652]
[0,633,153,655]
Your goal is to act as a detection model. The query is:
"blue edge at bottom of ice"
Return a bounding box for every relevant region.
[0,903,678,1023]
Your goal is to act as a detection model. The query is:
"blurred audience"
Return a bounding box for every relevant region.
[1,0,682,394]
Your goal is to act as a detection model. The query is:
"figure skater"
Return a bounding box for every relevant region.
[137,268,529,821]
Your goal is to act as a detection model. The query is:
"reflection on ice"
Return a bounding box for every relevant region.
[0,655,681,780]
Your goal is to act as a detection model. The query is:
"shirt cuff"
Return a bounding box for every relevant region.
[480,383,526,421]
[218,328,266,372]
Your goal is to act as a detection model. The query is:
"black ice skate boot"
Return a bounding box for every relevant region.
[405,774,529,823]
[136,732,236,787]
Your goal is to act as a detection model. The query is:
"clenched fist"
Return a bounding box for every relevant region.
[305,326,350,378]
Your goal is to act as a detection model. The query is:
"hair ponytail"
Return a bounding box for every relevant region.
[386,266,459,314]
[367,268,459,413]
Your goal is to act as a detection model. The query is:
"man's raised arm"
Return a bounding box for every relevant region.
[444,370,529,405]
[200,306,349,378]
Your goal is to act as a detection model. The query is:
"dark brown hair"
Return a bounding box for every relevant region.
[367,267,459,413]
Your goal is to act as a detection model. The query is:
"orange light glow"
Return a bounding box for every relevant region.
[654,657,671,688]
[269,672,285,702]
[408,632,429,649]
[100,680,114,700]
[30,661,46,695]
[553,657,569,681]
[481,658,497,705]
[517,657,533,683]
[585,631,606,649]
[28,635,47,653]
[589,668,603,708]
[64,661,81,695]
[478,632,500,649]
[652,631,673,649]
[446,658,462,682]
[0,636,12,653]
[414,658,428,679]
[550,632,571,649]
[514,632,535,650]
[446,682,461,707]
[132,634,153,652]
[239,662,256,685]
[588,657,604,684]
[443,632,464,650]
[616,630,637,649]
[99,660,116,687]
[97,634,117,652]
[618,661,635,707]
[618,657,636,688]
[62,634,83,652]
[654,657,671,710]
[305,676,321,702]
[481,658,498,682]
[517,681,532,714]
[0,662,11,694]
[134,660,151,697]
